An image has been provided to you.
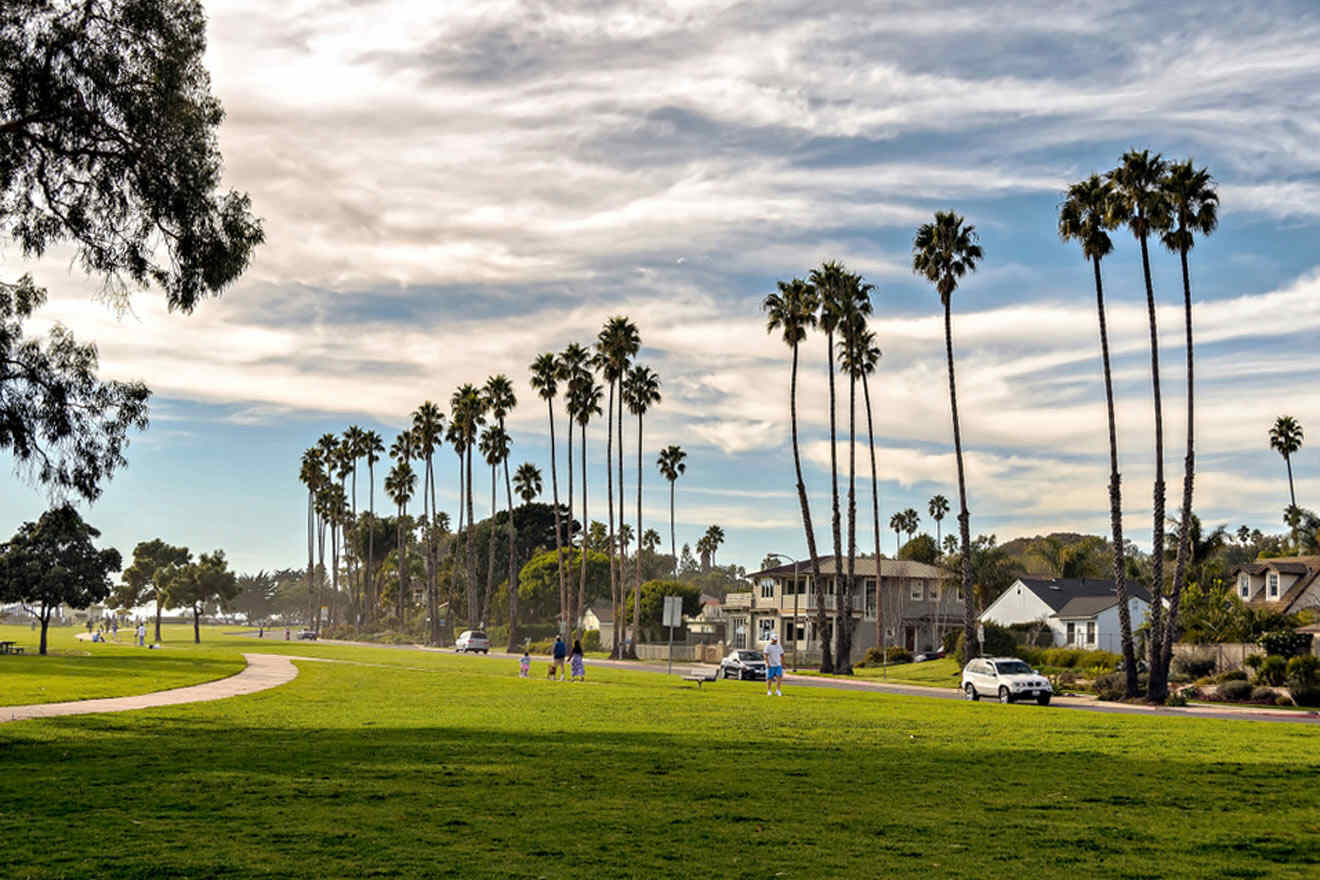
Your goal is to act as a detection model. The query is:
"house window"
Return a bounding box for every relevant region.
[1268,573,1279,598]
[758,618,775,643]
[760,579,774,600]
[865,586,877,619]
[1086,621,1096,645]
[825,577,836,596]
[911,580,924,601]
[733,618,747,649]
[1239,574,1249,598]
[1066,622,1076,644]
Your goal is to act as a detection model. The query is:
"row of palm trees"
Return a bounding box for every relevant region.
[297,319,690,654]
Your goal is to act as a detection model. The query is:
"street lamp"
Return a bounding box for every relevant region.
[764,552,800,672]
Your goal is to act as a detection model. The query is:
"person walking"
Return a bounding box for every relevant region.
[551,635,568,681]
[765,632,785,696]
[135,622,146,647]
[570,639,586,681]
[519,650,531,678]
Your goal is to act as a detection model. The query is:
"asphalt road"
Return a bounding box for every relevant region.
[234,632,1320,725]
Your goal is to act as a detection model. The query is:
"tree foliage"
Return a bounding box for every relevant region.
[161,549,238,642]
[518,547,610,621]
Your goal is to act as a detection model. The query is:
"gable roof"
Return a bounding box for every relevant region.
[586,602,614,623]
[747,556,947,580]
[1230,556,1320,611]
[1014,577,1150,614]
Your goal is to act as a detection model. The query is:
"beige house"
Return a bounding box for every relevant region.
[723,557,954,662]
[1231,556,1320,613]
[581,602,615,647]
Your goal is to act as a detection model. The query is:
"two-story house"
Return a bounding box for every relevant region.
[1230,555,1320,613]
[723,557,952,662]
[979,577,1152,653]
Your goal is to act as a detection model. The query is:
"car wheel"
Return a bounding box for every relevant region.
[1036,694,1051,706]
[964,683,978,701]
[998,687,1011,704]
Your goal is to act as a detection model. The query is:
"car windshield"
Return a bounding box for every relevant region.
[737,651,764,661]
[994,660,1033,675]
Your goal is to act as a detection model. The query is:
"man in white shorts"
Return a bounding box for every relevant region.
[765,632,785,696]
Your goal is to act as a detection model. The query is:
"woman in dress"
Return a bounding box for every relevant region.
[570,639,586,681]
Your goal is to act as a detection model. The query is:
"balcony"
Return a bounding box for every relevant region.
[723,591,753,610]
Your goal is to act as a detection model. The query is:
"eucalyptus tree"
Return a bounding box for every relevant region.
[913,210,983,657]
[1110,149,1173,701]
[514,462,542,505]
[929,495,949,548]
[623,363,662,652]
[762,276,829,669]
[531,352,568,636]
[385,455,416,628]
[299,448,324,625]
[570,373,603,635]
[1060,173,1138,696]
[808,261,851,672]
[1271,416,1304,510]
[595,317,640,656]
[450,384,486,625]
[1160,160,1220,687]
[411,402,445,644]
[361,430,385,623]
[558,342,592,547]
[657,444,687,575]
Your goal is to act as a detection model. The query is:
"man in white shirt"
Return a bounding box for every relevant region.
[764,633,785,696]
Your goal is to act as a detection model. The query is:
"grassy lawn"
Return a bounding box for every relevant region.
[0,624,247,705]
[3,635,1319,878]
[800,657,963,689]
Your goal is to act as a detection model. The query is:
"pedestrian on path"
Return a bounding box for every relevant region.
[570,640,586,681]
[765,633,785,696]
[551,635,567,681]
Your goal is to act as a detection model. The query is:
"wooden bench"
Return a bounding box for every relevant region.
[681,669,718,688]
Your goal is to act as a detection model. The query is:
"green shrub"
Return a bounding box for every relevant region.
[1172,655,1217,679]
[1007,623,1054,648]
[582,630,602,652]
[1219,679,1253,702]
[942,630,961,654]
[1244,654,1264,671]
[1257,654,1287,686]
[1250,686,1278,704]
[1079,649,1122,670]
[1286,654,1320,689]
[1259,630,1313,659]
[1217,669,1248,683]
[882,646,912,664]
[1094,671,1147,701]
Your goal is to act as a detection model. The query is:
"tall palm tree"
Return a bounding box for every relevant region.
[595,316,640,657]
[1061,173,1138,696]
[451,384,485,625]
[484,375,518,644]
[913,210,983,657]
[841,322,882,671]
[570,374,603,635]
[902,508,919,546]
[704,524,725,568]
[313,433,338,628]
[1110,149,1172,701]
[890,511,905,556]
[445,419,467,642]
[361,430,385,624]
[299,448,324,628]
[342,425,366,624]
[558,342,591,547]
[1270,416,1305,510]
[618,523,634,558]
[1159,159,1219,687]
[478,424,502,625]
[316,482,348,632]
[531,352,568,637]
[642,528,661,553]
[762,277,828,669]
[623,363,661,655]
[514,462,542,505]
[385,455,415,628]
[478,423,519,651]
[928,495,949,548]
[411,402,445,645]
[657,444,687,575]
[330,441,354,627]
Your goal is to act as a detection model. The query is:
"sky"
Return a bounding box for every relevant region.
[4,0,1320,576]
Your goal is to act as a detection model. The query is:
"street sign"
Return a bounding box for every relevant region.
[663,595,683,628]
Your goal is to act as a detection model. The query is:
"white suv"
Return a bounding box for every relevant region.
[962,657,1052,705]
[455,630,490,654]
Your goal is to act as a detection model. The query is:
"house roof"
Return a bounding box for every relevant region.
[747,556,947,580]
[586,602,613,623]
[1230,556,1320,611]
[1014,577,1150,615]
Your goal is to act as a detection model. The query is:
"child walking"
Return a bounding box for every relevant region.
[519,650,531,678]
[570,639,586,681]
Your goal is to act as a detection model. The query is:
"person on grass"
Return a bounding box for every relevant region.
[519,650,531,678]
[570,639,586,681]
[765,633,785,696]
[551,635,568,681]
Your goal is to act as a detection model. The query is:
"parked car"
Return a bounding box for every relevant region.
[961,657,1052,705]
[913,649,946,662]
[296,629,318,640]
[456,630,490,654]
[719,649,768,680]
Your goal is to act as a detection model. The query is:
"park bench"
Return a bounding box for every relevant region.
[680,667,719,688]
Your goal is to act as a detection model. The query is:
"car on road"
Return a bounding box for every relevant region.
[456,630,490,654]
[719,649,768,680]
[961,657,1052,705]
[296,629,318,640]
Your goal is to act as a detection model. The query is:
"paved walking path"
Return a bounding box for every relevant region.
[0,653,299,724]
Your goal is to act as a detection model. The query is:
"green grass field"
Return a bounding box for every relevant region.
[3,633,1319,878]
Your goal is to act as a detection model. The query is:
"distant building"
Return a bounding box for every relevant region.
[979,577,1152,654]
[1229,556,1320,613]
[581,601,614,648]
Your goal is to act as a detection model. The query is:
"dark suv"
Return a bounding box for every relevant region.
[719,649,768,680]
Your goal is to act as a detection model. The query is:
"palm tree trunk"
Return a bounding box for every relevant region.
[465,445,478,627]
[605,379,618,657]
[633,411,644,652]
[619,380,631,658]
[862,370,882,677]
[367,462,375,626]
[826,329,841,673]
[504,448,519,652]
[483,463,497,626]
[669,478,677,577]
[548,399,567,638]
[944,299,976,658]
[789,341,829,672]
[1139,227,1169,703]
[306,489,314,629]
[396,503,405,628]
[1162,243,1198,685]
[840,357,857,674]
[350,468,358,628]
[316,515,326,634]
[1094,257,1138,698]
[577,421,589,638]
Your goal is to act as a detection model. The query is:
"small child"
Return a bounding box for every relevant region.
[519,651,530,678]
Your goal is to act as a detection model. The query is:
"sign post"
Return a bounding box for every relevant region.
[663,595,683,675]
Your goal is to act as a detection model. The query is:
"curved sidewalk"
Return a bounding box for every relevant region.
[0,653,299,724]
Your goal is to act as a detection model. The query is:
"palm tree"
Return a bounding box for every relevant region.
[316,482,348,632]
[703,524,725,568]
[841,322,882,668]
[514,462,542,505]
[1270,416,1304,510]
[558,342,591,548]
[444,418,467,641]
[531,352,568,636]
[484,375,518,647]
[411,402,445,645]
[570,374,603,635]
[618,523,634,558]
[330,441,354,627]
[695,534,714,572]
[596,316,640,657]
[342,425,366,624]
[1110,148,1172,701]
[478,424,502,624]
[299,448,324,629]
[890,511,905,556]
[313,433,338,629]
[385,453,415,628]
[913,210,983,658]
[451,384,485,625]
[362,430,385,624]
[642,528,661,553]
[657,444,687,575]
[1060,172,1139,697]
[762,276,828,669]
[902,508,919,547]
[834,284,874,673]
[623,363,661,656]
[928,495,949,547]
[1159,159,1219,686]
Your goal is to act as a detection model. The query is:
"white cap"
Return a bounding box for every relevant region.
[770,633,779,641]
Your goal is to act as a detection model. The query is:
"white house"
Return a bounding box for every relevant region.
[1230,556,1320,612]
[979,577,1152,654]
